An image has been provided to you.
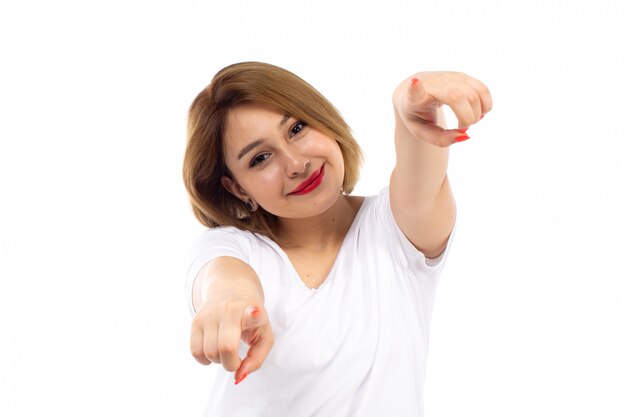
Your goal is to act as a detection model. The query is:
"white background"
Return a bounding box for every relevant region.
[1,0,625,416]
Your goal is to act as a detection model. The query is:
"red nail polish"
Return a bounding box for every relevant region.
[235,372,248,385]
[454,135,470,143]
[410,78,420,86]
[459,128,468,134]
[249,307,261,318]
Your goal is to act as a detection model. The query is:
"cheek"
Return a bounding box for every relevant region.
[304,133,342,157]
[326,140,345,169]
[242,166,282,193]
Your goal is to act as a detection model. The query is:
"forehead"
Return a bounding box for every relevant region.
[226,104,284,136]
[223,104,286,152]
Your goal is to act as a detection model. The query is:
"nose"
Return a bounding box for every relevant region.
[284,150,310,178]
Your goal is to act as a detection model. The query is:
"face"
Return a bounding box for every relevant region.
[221,103,345,219]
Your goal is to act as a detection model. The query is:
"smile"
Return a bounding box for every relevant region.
[288,164,325,196]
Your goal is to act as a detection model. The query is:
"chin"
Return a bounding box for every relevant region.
[274,187,342,219]
[304,186,343,215]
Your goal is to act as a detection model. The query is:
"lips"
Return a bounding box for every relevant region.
[289,164,325,195]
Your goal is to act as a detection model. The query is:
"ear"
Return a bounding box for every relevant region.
[221,175,250,202]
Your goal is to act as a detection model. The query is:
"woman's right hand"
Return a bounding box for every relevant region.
[189,257,274,385]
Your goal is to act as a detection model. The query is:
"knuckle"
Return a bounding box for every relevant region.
[446,71,465,82]
[191,314,204,327]
[205,348,220,363]
[447,89,464,104]
[190,347,206,361]
[477,84,490,96]
[192,310,215,328]
[218,341,240,356]
[223,361,239,372]
[190,334,206,362]
[190,342,211,364]
[467,92,480,105]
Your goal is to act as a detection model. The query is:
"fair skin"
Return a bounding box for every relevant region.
[189,71,492,385]
[221,104,365,288]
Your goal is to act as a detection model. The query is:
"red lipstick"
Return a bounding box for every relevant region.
[289,164,325,196]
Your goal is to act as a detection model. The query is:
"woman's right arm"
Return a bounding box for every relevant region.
[190,256,274,385]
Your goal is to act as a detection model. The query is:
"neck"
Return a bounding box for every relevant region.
[276,194,359,251]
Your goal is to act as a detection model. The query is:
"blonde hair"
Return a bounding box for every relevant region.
[183,61,363,240]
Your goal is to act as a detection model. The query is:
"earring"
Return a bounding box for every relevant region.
[246,199,258,212]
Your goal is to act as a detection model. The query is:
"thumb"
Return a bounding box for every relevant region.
[406,77,431,108]
[241,305,265,331]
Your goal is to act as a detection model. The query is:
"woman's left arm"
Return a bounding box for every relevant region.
[390,71,492,258]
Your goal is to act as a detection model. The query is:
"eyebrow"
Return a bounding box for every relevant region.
[236,114,290,160]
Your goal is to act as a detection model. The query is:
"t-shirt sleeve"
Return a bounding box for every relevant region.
[374,186,455,277]
[185,227,251,316]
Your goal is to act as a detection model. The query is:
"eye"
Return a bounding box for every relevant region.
[250,153,270,167]
[289,121,307,138]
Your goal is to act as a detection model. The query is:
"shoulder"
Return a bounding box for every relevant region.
[189,226,263,261]
[192,225,250,247]
[193,225,272,246]
[190,226,287,264]
[353,187,454,267]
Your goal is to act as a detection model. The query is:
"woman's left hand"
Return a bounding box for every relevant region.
[392,71,493,147]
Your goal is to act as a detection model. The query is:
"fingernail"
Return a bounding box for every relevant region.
[235,372,248,385]
[459,128,468,134]
[454,134,470,143]
[410,78,420,86]
[249,307,261,318]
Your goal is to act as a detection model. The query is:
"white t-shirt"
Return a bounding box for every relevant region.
[186,187,454,417]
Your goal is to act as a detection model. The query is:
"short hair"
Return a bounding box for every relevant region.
[182,61,363,240]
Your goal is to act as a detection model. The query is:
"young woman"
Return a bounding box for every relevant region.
[183,62,492,416]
